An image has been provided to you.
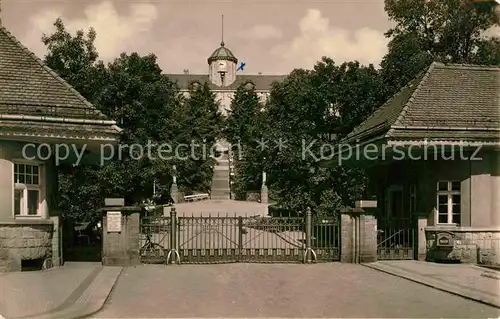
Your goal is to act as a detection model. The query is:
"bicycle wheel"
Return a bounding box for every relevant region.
[147,243,165,258]
[141,241,154,257]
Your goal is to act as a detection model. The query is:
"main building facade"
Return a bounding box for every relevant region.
[166,40,286,116]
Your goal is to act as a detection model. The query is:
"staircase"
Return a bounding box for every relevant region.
[210,152,231,200]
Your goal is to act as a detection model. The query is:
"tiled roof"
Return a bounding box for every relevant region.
[166,74,286,91]
[0,119,121,141]
[344,62,500,144]
[0,26,121,140]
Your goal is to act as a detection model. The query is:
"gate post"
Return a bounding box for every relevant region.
[304,207,316,263]
[340,201,377,263]
[166,207,180,264]
[238,216,243,261]
[357,201,378,263]
[101,198,141,267]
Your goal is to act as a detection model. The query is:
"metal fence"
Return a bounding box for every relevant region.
[140,207,341,264]
[312,216,341,262]
[377,217,415,260]
[140,215,171,264]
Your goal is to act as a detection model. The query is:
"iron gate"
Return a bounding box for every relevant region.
[377,217,415,260]
[140,207,340,264]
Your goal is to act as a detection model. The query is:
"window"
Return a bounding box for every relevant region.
[14,162,43,217]
[436,181,461,225]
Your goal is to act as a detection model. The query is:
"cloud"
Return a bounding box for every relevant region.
[271,9,388,69]
[22,1,158,61]
[237,25,283,40]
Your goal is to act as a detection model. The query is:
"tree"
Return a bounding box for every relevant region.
[90,52,180,205]
[224,82,263,146]
[262,60,375,214]
[381,0,500,93]
[42,19,212,223]
[223,82,266,199]
[42,18,102,101]
[311,59,386,139]
[171,82,223,194]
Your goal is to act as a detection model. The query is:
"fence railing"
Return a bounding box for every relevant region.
[139,207,340,264]
[377,217,415,260]
[312,216,341,262]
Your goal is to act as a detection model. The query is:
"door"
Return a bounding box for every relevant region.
[387,186,403,218]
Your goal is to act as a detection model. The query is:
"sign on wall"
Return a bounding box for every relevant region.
[436,232,454,247]
[107,211,122,232]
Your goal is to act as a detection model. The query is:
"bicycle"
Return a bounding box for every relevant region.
[140,232,165,259]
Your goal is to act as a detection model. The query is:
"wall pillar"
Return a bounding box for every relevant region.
[170,165,183,203]
[260,171,268,204]
[340,212,354,263]
[359,213,377,262]
[50,215,63,267]
[340,205,377,263]
[102,198,141,267]
[416,214,428,261]
[170,182,180,203]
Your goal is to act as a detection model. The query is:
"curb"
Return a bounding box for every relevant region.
[29,267,123,319]
[362,263,500,309]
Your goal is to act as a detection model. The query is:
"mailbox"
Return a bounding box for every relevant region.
[436,232,454,247]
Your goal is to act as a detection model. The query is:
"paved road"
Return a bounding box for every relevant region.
[94,263,499,318]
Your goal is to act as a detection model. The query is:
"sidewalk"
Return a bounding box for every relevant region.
[364,260,500,308]
[0,262,122,319]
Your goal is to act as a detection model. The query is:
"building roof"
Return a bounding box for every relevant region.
[0,26,121,142]
[207,42,238,64]
[167,73,286,91]
[343,62,500,145]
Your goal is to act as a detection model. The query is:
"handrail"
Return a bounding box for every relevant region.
[377,229,405,247]
[184,194,209,198]
[183,194,210,202]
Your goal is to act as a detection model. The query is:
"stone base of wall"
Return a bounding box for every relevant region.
[425,228,500,265]
[0,221,54,272]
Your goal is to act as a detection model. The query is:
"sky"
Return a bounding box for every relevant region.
[2,0,393,75]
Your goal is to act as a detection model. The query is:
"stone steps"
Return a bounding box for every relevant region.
[210,147,231,200]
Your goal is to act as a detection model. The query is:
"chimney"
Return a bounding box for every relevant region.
[183,69,189,74]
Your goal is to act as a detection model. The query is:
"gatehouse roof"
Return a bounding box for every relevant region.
[343,62,500,145]
[0,26,121,142]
